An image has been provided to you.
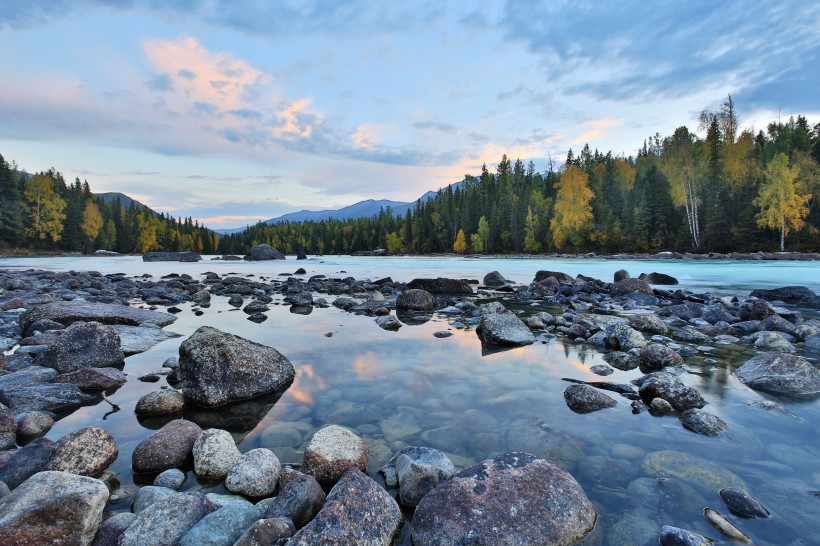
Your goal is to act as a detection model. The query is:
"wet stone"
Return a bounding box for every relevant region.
[590,364,614,376]
[154,468,186,490]
[44,426,118,478]
[563,384,618,414]
[132,419,202,474]
[680,408,727,437]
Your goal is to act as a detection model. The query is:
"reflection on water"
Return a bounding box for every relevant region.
[8,257,819,544]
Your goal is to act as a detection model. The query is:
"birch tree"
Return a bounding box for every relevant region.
[661,127,701,248]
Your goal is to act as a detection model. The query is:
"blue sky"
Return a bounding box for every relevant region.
[1,1,817,229]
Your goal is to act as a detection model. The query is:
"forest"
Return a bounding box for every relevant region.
[2,97,819,256]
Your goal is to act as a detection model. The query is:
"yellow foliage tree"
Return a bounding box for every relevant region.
[550,165,594,250]
[523,206,541,253]
[23,174,67,243]
[80,201,103,251]
[754,153,809,251]
[385,231,405,254]
[453,228,468,253]
[470,233,483,253]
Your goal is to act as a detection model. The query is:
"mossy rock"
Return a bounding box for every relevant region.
[641,449,746,491]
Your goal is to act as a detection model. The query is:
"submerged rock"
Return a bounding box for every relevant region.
[642,450,746,490]
[302,425,368,486]
[680,408,727,437]
[735,351,820,397]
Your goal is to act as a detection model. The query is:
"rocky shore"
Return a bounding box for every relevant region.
[0,257,819,544]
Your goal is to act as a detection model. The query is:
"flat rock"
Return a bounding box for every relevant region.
[225,448,281,497]
[290,468,401,546]
[412,452,597,545]
[0,470,108,545]
[119,492,213,546]
[407,277,473,295]
[112,324,181,355]
[132,419,202,473]
[0,366,57,390]
[53,367,127,391]
[34,321,124,373]
[143,251,202,262]
[302,425,368,486]
[0,382,98,414]
[564,384,618,413]
[178,326,295,408]
[735,351,820,397]
[477,311,535,346]
[20,300,176,331]
[44,426,118,477]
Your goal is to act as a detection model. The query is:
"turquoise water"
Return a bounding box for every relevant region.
[3,255,820,544]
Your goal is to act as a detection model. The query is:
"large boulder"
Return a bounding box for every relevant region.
[412,452,596,545]
[53,367,127,391]
[534,270,573,283]
[0,471,108,545]
[178,326,295,408]
[132,419,203,473]
[143,251,201,262]
[477,311,535,347]
[244,244,286,261]
[34,321,124,373]
[750,286,816,303]
[20,300,176,331]
[483,271,508,287]
[396,289,434,311]
[407,277,472,295]
[638,343,684,372]
[610,278,654,297]
[44,426,118,478]
[640,272,679,285]
[289,469,401,545]
[119,492,213,546]
[0,382,98,414]
[302,425,368,486]
[735,352,820,398]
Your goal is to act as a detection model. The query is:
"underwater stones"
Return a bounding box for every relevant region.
[178,326,295,407]
[302,425,368,486]
[476,311,535,346]
[735,351,820,397]
[193,428,241,481]
[680,408,727,437]
[504,419,582,471]
[396,288,434,311]
[225,448,281,497]
[577,455,638,488]
[132,419,202,473]
[412,452,596,546]
[642,450,746,490]
[44,426,118,478]
[719,487,770,518]
[563,384,618,414]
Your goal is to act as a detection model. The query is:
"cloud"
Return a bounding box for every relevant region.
[571,118,623,146]
[413,121,458,134]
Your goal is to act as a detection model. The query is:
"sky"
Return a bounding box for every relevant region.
[1,1,818,229]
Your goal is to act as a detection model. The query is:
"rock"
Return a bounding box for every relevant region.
[193,428,241,481]
[112,324,181,355]
[750,285,816,303]
[407,277,473,295]
[90,512,134,546]
[0,408,15,450]
[752,330,796,352]
[483,271,507,287]
[703,507,751,543]
[641,272,679,285]
[396,289,434,311]
[132,419,202,473]
[132,485,177,513]
[563,384,618,413]
[225,448,281,497]
[650,397,675,415]
[302,425,368,486]
[680,408,726,436]
[374,315,401,331]
[154,468,186,490]
[53,367,127,391]
[244,244,286,261]
[719,487,770,518]
[234,517,295,546]
[672,326,712,344]
[603,351,640,371]
[477,311,535,346]
[577,455,638,487]
[135,387,186,415]
[288,292,313,307]
[589,364,613,376]
[0,382,98,414]
[735,351,820,397]
[628,314,668,334]
[659,525,715,546]
[180,499,261,546]
[379,447,456,507]
[0,438,55,489]
[289,469,401,546]
[611,278,654,297]
[758,314,799,335]
[44,426,118,478]
[20,300,176,331]
[34,321,124,373]
[263,467,325,529]
[604,322,647,350]
[638,343,684,371]
[803,333,820,351]
[119,492,213,546]
[634,372,706,411]
[614,269,630,282]
[412,452,596,545]
[534,270,574,283]
[0,471,108,545]
[143,251,202,262]
[642,450,746,490]
[15,411,53,438]
[178,326,295,407]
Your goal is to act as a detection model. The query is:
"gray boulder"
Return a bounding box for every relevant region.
[132,486,177,513]
[135,387,186,415]
[613,269,630,282]
[635,372,706,411]
[603,351,640,371]
[143,251,202,262]
[477,311,535,346]
[289,469,401,546]
[90,511,134,546]
[244,244,286,261]
[0,438,55,489]
[407,277,472,295]
[132,419,202,473]
[44,426,118,478]
[610,278,653,297]
[604,323,647,351]
[412,452,596,545]
[0,408,15,450]
[119,492,213,546]
[672,326,711,344]
[112,324,181,355]
[758,314,799,336]
[396,289,434,311]
[381,447,455,507]
[374,315,402,331]
[752,331,796,352]
[34,321,124,373]
[680,408,727,436]
[0,471,108,545]
[193,428,241,481]
[628,314,668,335]
[735,352,820,397]
[638,343,684,371]
[263,467,325,529]
[750,285,815,303]
[15,411,53,438]
[640,272,679,285]
[53,367,127,391]
[563,384,618,414]
[20,300,176,331]
[154,469,186,490]
[483,271,507,287]
[534,270,574,283]
[178,326,295,407]
[180,499,261,546]
[226,448,281,497]
[0,382,98,414]
[302,425,368,486]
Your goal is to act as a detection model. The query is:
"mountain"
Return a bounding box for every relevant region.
[96,192,151,212]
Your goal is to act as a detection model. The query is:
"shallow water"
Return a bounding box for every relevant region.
[3,255,820,545]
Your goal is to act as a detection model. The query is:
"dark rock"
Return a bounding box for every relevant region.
[672,326,712,344]
[563,384,618,413]
[90,511,134,546]
[138,374,161,382]
[603,351,640,371]
[243,301,269,314]
[412,452,596,545]
[0,382,98,414]
[302,425,368,486]
[154,468,186,490]
[234,517,295,546]
[638,343,684,372]
[740,299,775,321]
[0,408,15,450]
[263,467,325,529]
[132,419,202,473]
[287,292,314,307]
[0,470,108,545]
[635,372,706,411]
[180,499,261,546]
[24,318,65,337]
[178,326,295,408]
[15,411,53,438]
[613,269,630,282]
[759,314,799,335]
[680,408,727,436]
[603,322,647,350]
[0,438,55,489]
[20,300,176,331]
[735,351,820,397]
[375,315,402,331]
[244,244,286,261]
[396,288,434,311]
[132,485,176,513]
[143,251,202,262]
[44,426,118,477]
[407,277,473,295]
[641,272,679,285]
[119,492,213,546]
[610,278,653,297]
[53,367,127,391]
[658,301,706,321]
[289,469,401,546]
[750,285,816,303]
[590,364,614,376]
[659,525,714,546]
[628,314,668,335]
[534,270,573,283]
[477,311,535,346]
[34,321,124,373]
[719,487,770,518]
[483,271,507,287]
[135,387,186,415]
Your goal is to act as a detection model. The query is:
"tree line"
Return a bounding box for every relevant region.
[2,96,819,256]
[0,160,217,254]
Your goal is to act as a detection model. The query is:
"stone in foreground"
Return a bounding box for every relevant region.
[0,471,108,545]
[302,424,368,486]
[132,419,202,473]
[289,468,401,546]
[735,351,820,397]
[192,428,241,481]
[44,426,118,478]
[178,326,295,407]
[396,288,434,311]
[180,499,260,546]
[35,321,124,373]
[477,311,535,346]
[412,452,597,545]
[234,517,295,546]
[263,467,326,529]
[225,448,281,497]
[119,492,213,546]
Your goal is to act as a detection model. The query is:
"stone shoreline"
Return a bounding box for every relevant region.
[0,264,818,544]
